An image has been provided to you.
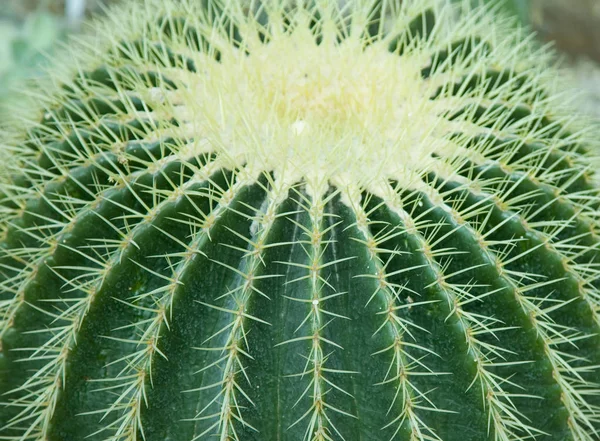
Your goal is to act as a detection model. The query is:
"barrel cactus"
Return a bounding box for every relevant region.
[1,0,599,440]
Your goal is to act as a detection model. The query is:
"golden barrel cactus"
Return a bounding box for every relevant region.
[0,0,599,440]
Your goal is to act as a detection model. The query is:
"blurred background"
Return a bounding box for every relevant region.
[0,0,599,118]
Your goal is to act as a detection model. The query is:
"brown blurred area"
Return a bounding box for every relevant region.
[529,0,600,118]
[532,0,600,63]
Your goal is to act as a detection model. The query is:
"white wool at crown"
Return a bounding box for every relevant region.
[101,0,576,206]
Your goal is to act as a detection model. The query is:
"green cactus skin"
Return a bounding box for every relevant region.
[0,0,599,440]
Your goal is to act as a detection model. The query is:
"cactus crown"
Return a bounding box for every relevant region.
[0,1,599,441]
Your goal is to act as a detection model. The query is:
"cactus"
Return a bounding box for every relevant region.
[0,0,599,440]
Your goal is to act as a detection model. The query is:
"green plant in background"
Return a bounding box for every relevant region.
[0,12,65,122]
[0,0,598,440]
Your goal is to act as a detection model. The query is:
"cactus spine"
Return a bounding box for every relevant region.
[0,0,599,440]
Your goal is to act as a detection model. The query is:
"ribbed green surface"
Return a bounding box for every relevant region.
[0,1,599,440]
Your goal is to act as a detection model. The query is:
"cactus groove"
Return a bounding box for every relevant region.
[0,0,599,440]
